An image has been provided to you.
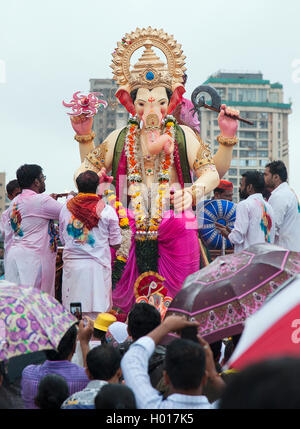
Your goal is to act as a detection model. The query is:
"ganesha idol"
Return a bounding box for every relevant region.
[69,27,239,315]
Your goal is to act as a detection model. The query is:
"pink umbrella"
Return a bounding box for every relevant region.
[166,243,300,343]
[227,275,300,370]
[0,281,77,361]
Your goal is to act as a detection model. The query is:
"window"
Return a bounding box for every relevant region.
[248,150,257,157]
[259,121,268,129]
[258,141,268,148]
[269,92,279,103]
[239,159,247,166]
[228,88,237,101]
[240,131,257,139]
[258,132,268,139]
[257,112,268,120]
[278,131,281,139]
[231,159,238,166]
[257,89,267,102]
[260,159,269,167]
[228,168,237,176]
[248,159,257,166]
[238,88,257,102]
[258,150,268,158]
[216,87,226,99]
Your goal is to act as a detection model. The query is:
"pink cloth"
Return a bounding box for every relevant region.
[112,210,200,314]
[179,98,200,133]
[5,189,62,295]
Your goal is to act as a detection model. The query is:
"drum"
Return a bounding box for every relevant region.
[197,199,236,250]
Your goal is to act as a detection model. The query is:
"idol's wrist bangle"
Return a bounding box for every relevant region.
[74,131,96,143]
[217,134,238,147]
[187,184,205,206]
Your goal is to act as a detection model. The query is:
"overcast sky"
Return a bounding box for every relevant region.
[0,0,299,195]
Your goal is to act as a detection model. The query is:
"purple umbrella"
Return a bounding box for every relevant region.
[0,281,77,361]
[166,243,300,343]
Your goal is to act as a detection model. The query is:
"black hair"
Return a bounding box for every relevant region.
[6,179,20,196]
[86,344,121,380]
[219,357,300,409]
[213,187,226,195]
[127,303,161,341]
[93,327,107,343]
[94,384,136,409]
[16,164,43,189]
[165,338,206,390]
[45,324,77,361]
[242,170,265,194]
[130,88,173,104]
[34,374,69,409]
[265,160,288,182]
[76,170,100,194]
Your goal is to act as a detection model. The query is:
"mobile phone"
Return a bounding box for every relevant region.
[180,326,199,343]
[70,302,82,320]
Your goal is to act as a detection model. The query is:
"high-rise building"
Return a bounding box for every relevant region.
[89,79,129,146]
[199,71,292,201]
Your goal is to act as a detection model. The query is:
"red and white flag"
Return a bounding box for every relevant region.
[227,276,300,370]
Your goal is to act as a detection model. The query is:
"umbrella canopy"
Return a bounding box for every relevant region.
[166,243,300,343]
[0,281,77,361]
[227,275,300,370]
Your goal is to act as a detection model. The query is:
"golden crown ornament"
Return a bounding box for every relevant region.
[110,27,187,92]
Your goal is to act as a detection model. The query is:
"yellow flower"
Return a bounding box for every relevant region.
[120,218,129,228]
[107,195,115,201]
[117,255,127,263]
[115,201,122,208]
[118,209,127,217]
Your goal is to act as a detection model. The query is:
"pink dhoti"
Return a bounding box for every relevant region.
[112,210,200,314]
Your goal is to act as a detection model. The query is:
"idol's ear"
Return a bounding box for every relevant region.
[167,84,186,114]
[115,88,136,116]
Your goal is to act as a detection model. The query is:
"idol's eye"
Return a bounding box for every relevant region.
[138,102,144,107]
[160,101,167,106]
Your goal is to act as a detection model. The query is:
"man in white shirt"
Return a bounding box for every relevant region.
[264,161,300,252]
[216,171,275,253]
[121,315,225,409]
[59,170,122,319]
[0,180,21,274]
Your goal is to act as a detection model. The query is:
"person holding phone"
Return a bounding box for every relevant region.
[59,170,122,320]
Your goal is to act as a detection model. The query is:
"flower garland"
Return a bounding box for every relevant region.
[107,115,177,282]
[127,115,175,273]
[104,189,132,288]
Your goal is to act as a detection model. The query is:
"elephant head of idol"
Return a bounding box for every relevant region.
[111,27,186,154]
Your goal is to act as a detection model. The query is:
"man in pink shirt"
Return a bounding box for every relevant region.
[0,180,21,275]
[5,164,62,296]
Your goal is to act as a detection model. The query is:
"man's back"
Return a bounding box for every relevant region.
[21,360,89,409]
[8,190,61,252]
[229,193,275,253]
[268,182,300,251]
[59,202,121,264]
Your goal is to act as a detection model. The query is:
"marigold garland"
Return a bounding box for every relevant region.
[107,115,177,281]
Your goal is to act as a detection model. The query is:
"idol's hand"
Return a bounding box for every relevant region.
[218,104,239,138]
[172,188,193,212]
[97,167,113,196]
[70,113,93,136]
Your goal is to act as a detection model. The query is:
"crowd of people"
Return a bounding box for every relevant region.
[0,158,300,410]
